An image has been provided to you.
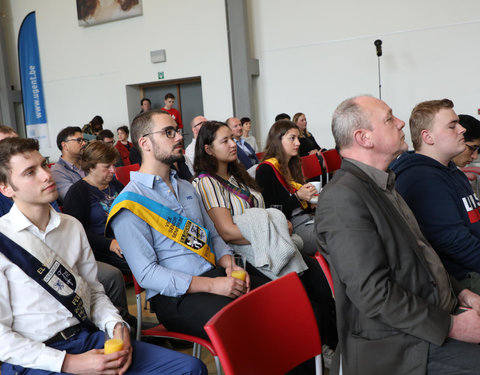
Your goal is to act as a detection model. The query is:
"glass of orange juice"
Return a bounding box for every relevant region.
[104,321,125,355]
[231,253,246,281]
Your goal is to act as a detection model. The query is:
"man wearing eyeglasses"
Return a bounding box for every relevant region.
[391,99,480,294]
[184,115,207,174]
[51,126,87,205]
[107,110,266,340]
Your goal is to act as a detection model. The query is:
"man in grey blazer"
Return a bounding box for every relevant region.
[316,95,480,375]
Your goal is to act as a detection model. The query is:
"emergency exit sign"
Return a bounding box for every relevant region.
[158,72,164,79]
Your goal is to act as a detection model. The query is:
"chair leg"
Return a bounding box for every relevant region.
[315,354,323,375]
[214,355,222,375]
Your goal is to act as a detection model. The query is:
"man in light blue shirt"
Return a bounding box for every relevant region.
[109,110,256,340]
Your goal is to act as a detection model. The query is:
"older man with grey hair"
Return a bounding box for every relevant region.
[184,115,207,174]
[316,95,480,375]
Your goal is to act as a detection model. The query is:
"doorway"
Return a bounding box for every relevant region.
[137,77,204,147]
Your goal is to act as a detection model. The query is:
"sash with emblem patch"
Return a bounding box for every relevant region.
[0,231,96,330]
[106,191,216,265]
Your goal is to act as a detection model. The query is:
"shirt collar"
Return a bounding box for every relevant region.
[130,169,179,188]
[346,158,394,191]
[235,138,245,146]
[9,203,61,234]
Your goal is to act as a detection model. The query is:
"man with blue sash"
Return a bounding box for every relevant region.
[0,137,206,375]
[107,111,260,340]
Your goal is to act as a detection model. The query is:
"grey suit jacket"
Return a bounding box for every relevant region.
[315,160,461,375]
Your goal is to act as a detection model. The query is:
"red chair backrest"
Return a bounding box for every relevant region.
[320,149,342,174]
[204,273,322,375]
[255,151,265,161]
[115,163,140,186]
[301,154,323,180]
[314,251,335,298]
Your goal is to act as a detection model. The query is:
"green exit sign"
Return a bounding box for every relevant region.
[158,72,164,79]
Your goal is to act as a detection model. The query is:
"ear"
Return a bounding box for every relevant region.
[204,144,214,156]
[0,182,14,199]
[353,129,373,148]
[138,136,151,153]
[420,129,434,146]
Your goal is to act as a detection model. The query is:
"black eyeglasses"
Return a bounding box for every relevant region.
[65,137,86,143]
[466,144,480,153]
[143,128,182,138]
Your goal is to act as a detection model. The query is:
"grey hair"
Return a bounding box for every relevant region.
[331,95,371,149]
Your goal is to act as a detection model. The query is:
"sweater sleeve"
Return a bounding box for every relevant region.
[255,163,301,219]
[63,180,113,253]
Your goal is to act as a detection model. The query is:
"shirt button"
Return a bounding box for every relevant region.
[156,177,160,181]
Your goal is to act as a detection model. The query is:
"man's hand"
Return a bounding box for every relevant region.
[109,239,124,258]
[458,288,480,313]
[449,308,480,344]
[209,276,247,298]
[61,327,132,375]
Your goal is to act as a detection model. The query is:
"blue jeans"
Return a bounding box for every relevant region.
[2,329,207,375]
[428,338,480,374]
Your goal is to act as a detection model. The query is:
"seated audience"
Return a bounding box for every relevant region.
[452,114,480,168]
[107,110,268,340]
[256,120,320,256]
[82,115,103,136]
[316,94,480,374]
[161,93,183,129]
[226,117,258,171]
[192,121,338,349]
[293,112,323,157]
[64,141,129,274]
[0,129,135,333]
[115,125,133,166]
[392,100,480,293]
[0,137,206,375]
[51,126,87,204]
[185,115,207,174]
[240,116,258,152]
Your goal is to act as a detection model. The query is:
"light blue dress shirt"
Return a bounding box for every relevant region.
[110,170,233,299]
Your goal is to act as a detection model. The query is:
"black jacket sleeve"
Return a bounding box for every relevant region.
[255,163,302,219]
[63,179,113,253]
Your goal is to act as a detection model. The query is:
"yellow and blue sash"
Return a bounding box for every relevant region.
[106,191,216,265]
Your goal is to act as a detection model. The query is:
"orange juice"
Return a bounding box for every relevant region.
[231,269,246,281]
[104,338,124,354]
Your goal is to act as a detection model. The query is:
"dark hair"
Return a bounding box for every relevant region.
[0,137,39,184]
[117,125,129,136]
[140,98,151,105]
[263,120,305,184]
[194,121,259,190]
[459,114,480,142]
[0,125,17,136]
[80,141,119,173]
[90,115,104,130]
[56,126,82,151]
[165,93,175,100]
[275,113,290,121]
[240,117,251,125]
[97,129,114,141]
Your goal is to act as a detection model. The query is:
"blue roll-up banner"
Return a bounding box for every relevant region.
[18,11,50,148]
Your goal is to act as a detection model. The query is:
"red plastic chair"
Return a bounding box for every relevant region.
[115,163,140,186]
[132,276,221,374]
[204,273,323,375]
[301,154,324,180]
[314,251,335,298]
[319,149,342,182]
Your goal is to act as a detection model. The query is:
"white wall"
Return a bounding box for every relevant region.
[2,0,233,160]
[247,0,480,149]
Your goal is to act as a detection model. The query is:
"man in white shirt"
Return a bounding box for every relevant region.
[184,115,207,174]
[0,137,206,375]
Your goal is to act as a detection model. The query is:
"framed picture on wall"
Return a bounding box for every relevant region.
[77,0,143,26]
